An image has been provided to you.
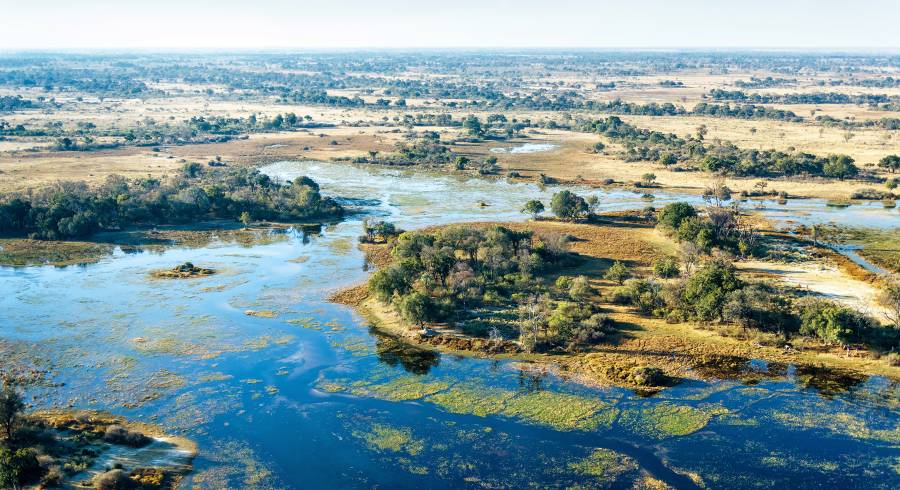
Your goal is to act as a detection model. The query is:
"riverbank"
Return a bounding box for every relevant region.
[12,409,196,489]
[0,221,326,267]
[332,218,900,391]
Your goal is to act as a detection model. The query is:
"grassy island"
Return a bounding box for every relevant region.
[337,199,900,390]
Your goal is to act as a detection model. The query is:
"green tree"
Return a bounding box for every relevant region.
[397,291,433,327]
[549,191,588,220]
[658,153,677,166]
[369,265,412,302]
[878,155,900,173]
[0,383,23,441]
[822,155,859,180]
[681,259,742,321]
[239,211,251,227]
[604,261,631,285]
[0,447,40,490]
[656,202,697,231]
[799,299,875,347]
[462,115,483,137]
[521,200,545,219]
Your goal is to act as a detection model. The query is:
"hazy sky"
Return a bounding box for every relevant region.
[2,0,899,50]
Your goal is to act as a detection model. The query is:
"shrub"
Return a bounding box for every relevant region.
[615,279,665,315]
[676,217,716,251]
[567,275,592,301]
[653,257,680,278]
[798,298,878,346]
[851,188,892,200]
[603,261,631,285]
[568,313,614,351]
[627,366,665,386]
[103,425,151,447]
[0,447,42,488]
[94,469,139,490]
[679,259,742,321]
[722,284,798,336]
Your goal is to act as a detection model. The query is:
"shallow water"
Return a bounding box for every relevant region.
[0,160,898,489]
[490,143,559,154]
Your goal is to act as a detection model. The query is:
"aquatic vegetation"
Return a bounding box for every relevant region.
[244,309,279,318]
[619,402,726,439]
[320,374,449,401]
[568,448,638,481]
[502,391,615,431]
[285,317,322,330]
[192,439,280,490]
[329,337,373,356]
[0,238,111,266]
[771,406,900,443]
[352,423,425,456]
[428,384,617,431]
[369,376,450,401]
[427,386,517,416]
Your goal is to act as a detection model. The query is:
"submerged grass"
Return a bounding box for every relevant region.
[619,402,726,439]
[502,391,614,431]
[568,448,638,480]
[771,407,900,444]
[353,423,425,456]
[426,386,517,417]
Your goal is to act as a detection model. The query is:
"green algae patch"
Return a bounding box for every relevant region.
[353,423,425,456]
[285,317,322,330]
[198,372,233,383]
[502,391,611,431]
[569,448,638,480]
[620,402,725,439]
[244,309,279,318]
[192,439,279,490]
[315,374,448,402]
[329,337,373,356]
[369,376,450,401]
[771,408,900,444]
[427,386,517,417]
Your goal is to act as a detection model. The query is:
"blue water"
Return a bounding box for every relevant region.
[0,161,897,489]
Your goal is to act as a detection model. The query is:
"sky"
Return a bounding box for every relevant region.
[1,0,899,51]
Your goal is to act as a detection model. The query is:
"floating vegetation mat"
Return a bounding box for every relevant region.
[618,402,727,439]
[352,423,425,456]
[320,373,620,432]
[568,448,639,481]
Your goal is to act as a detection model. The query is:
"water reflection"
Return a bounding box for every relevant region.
[794,364,868,397]
[373,331,441,375]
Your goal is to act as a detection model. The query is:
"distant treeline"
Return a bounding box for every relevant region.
[827,76,900,88]
[0,95,39,112]
[0,112,330,150]
[0,68,151,96]
[734,77,796,88]
[815,115,900,131]
[579,116,862,179]
[709,89,898,105]
[579,100,801,121]
[0,167,342,240]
